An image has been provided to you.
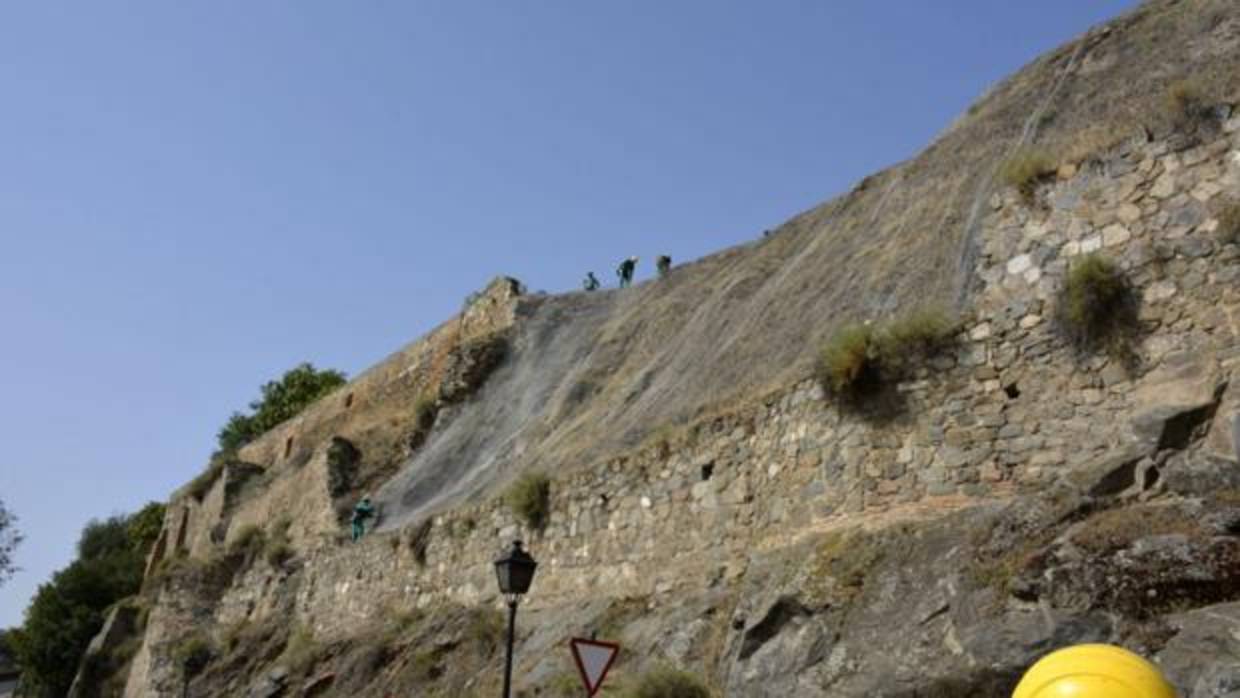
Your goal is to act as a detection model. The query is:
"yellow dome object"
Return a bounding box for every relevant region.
[1013,644,1177,698]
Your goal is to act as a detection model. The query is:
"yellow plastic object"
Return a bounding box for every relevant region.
[1012,644,1176,698]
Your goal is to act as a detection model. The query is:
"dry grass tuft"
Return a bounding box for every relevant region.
[1070,504,1202,556]
[1164,78,1214,126]
[504,472,552,530]
[817,307,956,405]
[1000,148,1057,201]
[1055,254,1140,361]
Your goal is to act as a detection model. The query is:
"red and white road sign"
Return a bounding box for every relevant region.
[569,638,620,696]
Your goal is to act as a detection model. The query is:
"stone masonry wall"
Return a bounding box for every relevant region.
[127,120,1240,695]
[198,117,1240,642]
[149,278,523,567]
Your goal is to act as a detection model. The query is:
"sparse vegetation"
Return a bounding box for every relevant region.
[406,393,439,451]
[1164,79,1213,126]
[1215,200,1240,245]
[174,634,214,678]
[406,519,433,566]
[463,606,505,656]
[817,307,956,404]
[278,624,320,676]
[414,395,438,431]
[622,666,712,698]
[999,147,1056,200]
[264,517,294,568]
[326,436,362,497]
[229,523,266,561]
[1069,504,1202,556]
[379,607,425,647]
[449,516,477,540]
[504,472,552,530]
[1055,254,1140,360]
[547,672,585,697]
[818,323,879,398]
[187,460,225,501]
[875,308,956,373]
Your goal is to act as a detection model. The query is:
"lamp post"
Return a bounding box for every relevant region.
[494,540,537,698]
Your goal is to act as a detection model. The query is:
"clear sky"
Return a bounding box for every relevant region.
[0,1,1137,628]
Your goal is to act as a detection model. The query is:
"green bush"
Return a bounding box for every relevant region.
[999,148,1056,199]
[8,506,163,695]
[126,501,166,553]
[623,666,712,698]
[817,308,956,403]
[1216,200,1240,245]
[504,473,552,530]
[174,634,214,678]
[216,362,347,454]
[1055,254,1139,358]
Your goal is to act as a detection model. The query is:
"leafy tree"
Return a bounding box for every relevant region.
[0,498,21,587]
[216,362,347,454]
[126,502,167,554]
[8,504,163,696]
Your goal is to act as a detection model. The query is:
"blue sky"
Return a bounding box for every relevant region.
[0,1,1137,628]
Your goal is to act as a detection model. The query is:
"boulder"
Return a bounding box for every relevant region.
[1157,602,1240,698]
[1130,355,1225,450]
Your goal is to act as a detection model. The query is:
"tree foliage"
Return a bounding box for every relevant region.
[216,362,347,454]
[0,497,22,587]
[7,503,164,697]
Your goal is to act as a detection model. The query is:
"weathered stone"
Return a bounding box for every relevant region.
[1150,173,1176,198]
[1101,223,1132,247]
[1130,356,1224,449]
[1007,254,1033,275]
[1145,280,1178,303]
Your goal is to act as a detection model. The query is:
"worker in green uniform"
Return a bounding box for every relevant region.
[351,496,375,541]
[617,257,637,288]
[656,255,672,278]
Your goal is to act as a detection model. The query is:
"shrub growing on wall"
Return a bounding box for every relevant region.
[1055,254,1140,359]
[504,472,552,531]
[999,147,1056,201]
[326,437,362,498]
[817,307,956,405]
[1164,79,1215,127]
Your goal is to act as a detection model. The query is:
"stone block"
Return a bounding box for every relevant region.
[1130,355,1225,448]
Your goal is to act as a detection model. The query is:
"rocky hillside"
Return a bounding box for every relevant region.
[72,0,1240,695]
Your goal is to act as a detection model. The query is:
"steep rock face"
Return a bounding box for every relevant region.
[83,0,1240,695]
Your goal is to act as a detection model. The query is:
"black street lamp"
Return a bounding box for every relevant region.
[494,540,538,698]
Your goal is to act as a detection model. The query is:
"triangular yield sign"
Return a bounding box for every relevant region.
[570,637,620,696]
